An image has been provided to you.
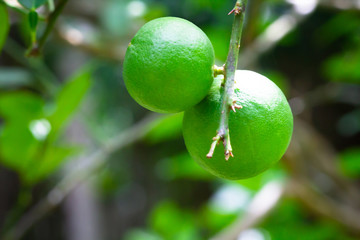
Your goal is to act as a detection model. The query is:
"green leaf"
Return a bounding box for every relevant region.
[155,152,213,181]
[0,121,40,172]
[0,2,9,52]
[144,113,183,144]
[18,0,47,9]
[203,27,231,62]
[263,71,290,97]
[23,146,76,184]
[28,10,38,31]
[0,92,45,182]
[0,91,80,185]
[323,48,360,84]
[338,148,360,178]
[315,12,360,47]
[261,199,356,240]
[47,66,92,133]
[1,122,76,184]
[236,166,286,191]
[150,201,200,240]
[199,204,237,236]
[0,92,44,121]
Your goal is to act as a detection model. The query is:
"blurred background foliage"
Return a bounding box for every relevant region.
[0,0,360,240]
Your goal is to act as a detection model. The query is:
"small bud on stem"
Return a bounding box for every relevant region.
[213,65,225,77]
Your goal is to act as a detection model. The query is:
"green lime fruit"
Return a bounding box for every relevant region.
[183,70,293,180]
[123,17,215,113]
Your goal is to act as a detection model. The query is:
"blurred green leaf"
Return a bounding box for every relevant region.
[23,146,76,184]
[338,148,360,178]
[18,0,47,9]
[236,166,286,191]
[315,12,360,47]
[47,66,92,133]
[144,113,183,144]
[0,92,44,122]
[0,92,64,183]
[0,82,85,184]
[204,27,230,62]
[96,165,130,198]
[261,200,356,240]
[262,71,290,97]
[199,205,237,237]
[0,93,44,174]
[0,67,33,88]
[184,0,225,10]
[0,121,40,171]
[0,2,9,52]
[323,47,360,84]
[143,5,168,22]
[150,201,200,240]
[1,65,92,184]
[155,152,213,180]
[28,10,38,31]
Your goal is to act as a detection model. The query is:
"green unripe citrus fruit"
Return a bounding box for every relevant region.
[123,17,215,113]
[183,70,293,180]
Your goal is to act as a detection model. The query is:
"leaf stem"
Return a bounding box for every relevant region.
[207,0,248,160]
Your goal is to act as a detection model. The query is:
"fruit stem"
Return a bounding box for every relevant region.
[213,65,224,77]
[207,0,248,160]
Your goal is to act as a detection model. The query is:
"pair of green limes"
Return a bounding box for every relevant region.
[123,17,293,180]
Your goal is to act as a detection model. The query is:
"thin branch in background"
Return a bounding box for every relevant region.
[319,0,360,10]
[289,178,360,233]
[211,181,286,240]
[284,119,360,235]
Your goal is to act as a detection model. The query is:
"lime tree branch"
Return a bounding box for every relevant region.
[211,181,286,240]
[29,0,69,56]
[207,0,248,160]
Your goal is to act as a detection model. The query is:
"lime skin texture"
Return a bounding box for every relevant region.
[123,17,215,113]
[183,70,293,180]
